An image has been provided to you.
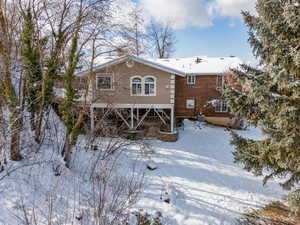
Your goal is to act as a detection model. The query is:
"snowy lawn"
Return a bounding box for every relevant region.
[128,120,284,225]
[0,118,284,225]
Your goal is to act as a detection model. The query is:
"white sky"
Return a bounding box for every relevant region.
[139,0,256,29]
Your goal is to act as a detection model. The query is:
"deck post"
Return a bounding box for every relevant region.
[91,106,95,132]
[171,106,174,133]
[130,106,134,130]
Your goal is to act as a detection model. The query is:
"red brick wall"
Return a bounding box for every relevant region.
[175,75,230,118]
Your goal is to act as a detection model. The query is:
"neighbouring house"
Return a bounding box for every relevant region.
[55,54,242,139]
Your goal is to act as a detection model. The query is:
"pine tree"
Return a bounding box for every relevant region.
[225,0,300,191]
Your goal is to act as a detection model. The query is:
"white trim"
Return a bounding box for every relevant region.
[92,103,173,109]
[171,105,174,132]
[186,99,195,109]
[144,75,156,96]
[130,76,143,96]
[130,75,157,97]
[96,73,114,91]
[77,55,186,77]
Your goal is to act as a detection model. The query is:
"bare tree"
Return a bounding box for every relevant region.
[0,0,24,161]
[118,4,147,56]
[147,20,176,59]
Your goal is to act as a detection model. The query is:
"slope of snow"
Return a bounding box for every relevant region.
[0,119,284,225]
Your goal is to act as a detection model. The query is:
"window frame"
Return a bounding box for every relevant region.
[130,76,143,96]
[130,75,157,96]
[96,73,114,91]
[186,99,195,109]
[215,100,228,113]
[143,76,156,96]
[216,75,224,90]
[187,75,196,85]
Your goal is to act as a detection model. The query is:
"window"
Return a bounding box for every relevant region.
[97,74,113,90]
[131,77,142,95]
[215,100,228,112]
[144,77,155,95]
[130,76,156,96]
[187,75,196,85]
[186,99,195,109]
[216,75,224,90]
[79,77,87,86]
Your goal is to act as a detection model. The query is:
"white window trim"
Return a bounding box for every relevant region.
[143,75,156,96]
[215,100,228,112]
[130,75,157,96]
[96,73,114,91]
[187,75,196,85]
[130,75,143,96]
[186,99,195,109]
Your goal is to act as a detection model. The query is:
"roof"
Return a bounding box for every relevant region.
[78,55,186,77]
[77,55,242,77]
[148,56,242,75]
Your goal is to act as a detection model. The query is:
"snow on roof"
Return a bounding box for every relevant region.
[79,55,242,76]
[148,56,243,75]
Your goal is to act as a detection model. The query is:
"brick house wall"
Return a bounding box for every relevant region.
[175,75,230,118]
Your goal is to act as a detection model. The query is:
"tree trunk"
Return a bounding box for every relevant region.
[10,110,23,161]
[0,104,5,171]
[62,133,72,168]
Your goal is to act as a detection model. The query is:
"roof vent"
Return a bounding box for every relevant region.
[229,55,235,58]
[195,57,202,64]
[220,57,224,60]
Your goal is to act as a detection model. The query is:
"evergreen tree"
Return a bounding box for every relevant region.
[225,0,300,191]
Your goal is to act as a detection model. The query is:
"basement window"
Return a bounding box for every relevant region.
[215,100,228,112]
[187,75,196,85]
[186,99,195,109]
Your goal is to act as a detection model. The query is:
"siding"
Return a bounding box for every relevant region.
[175,75,230,117]
[91,61,173,105]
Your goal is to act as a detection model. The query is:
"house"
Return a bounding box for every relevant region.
[55,54,242,136]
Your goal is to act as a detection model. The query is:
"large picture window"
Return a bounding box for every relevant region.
[96,74,113,90]
[130,76,156,96]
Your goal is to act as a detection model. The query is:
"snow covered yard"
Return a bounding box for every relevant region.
[0,119,284,225]
[128,120,284,225]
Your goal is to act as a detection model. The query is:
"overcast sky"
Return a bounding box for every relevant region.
[130,0,257,63]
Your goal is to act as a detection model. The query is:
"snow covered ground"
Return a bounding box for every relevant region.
[0,119,284,225]
[129,120,284,225]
